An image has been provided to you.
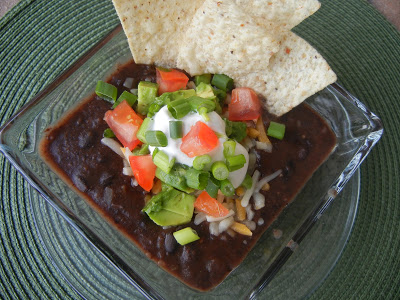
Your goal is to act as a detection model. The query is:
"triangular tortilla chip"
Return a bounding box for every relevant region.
[112,0,203,68]
[234,0,321,30]
[235,31,337,116]
[177,0,283,76]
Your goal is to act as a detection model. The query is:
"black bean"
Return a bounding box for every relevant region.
[72,174,87,192]
[165,233,177,253]
[78,131,94,148]
[99,172,113,186]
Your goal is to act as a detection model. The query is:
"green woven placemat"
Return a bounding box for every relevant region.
[0,0,399,299]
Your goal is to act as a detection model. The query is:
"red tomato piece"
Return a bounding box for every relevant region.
[156,68,189,95]
[129,155,156,192]
[104,100,143,151]
[194,191,230,217]
[180,121,219,158]
[228,87,261,121]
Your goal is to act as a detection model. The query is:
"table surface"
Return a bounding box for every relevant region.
[0,1,399,300]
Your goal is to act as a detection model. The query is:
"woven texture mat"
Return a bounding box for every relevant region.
[1,0,399,299]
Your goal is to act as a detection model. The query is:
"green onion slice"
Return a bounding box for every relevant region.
[138,144,150,155]
[211,161,229,181]
[267,121,286,140]
[95,81,117,103]
[186,168,209,190]
[103,128,115,138]
[205,176,220,198]
[220,179,235,197]
[194,74,212,86]
[167,98,191,119]
[145,130,168,147]
[211,74,234,92]
[169,120,183,139]
[223,140,236,158]
[241,174,253,190]
[153,150,175,174]
[226,154,246,172]
[193,154,212,171]
[112,90,138,109]
[136,117,153,144]
[173,227,200,245]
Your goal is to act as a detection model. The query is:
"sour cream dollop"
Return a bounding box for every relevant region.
[149,106,248,188]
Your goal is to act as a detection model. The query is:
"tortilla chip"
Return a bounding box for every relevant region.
[176,0,283,76]
[112,0,203,68]
[235,31,337,116]
[234,0,321,30]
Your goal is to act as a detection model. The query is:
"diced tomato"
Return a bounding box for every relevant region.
[129,155,156,192]
[228,87,261,121]
[194,191,230,217]
[180,121,219,158]
[104,100,143,151]
[156,68,189,95]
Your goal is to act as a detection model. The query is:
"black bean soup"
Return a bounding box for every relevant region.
[40,61,336,291]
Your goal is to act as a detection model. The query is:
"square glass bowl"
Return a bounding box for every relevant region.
[0,25,383,299]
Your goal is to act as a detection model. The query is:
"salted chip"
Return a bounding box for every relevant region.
[234,0,321,30]
[235,31,337,116]
[111,0,203,68]
[176,0,283,76]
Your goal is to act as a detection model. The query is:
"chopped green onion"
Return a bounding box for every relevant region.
[173,227,200,245]
[224,119,247,142]
[138,144,150,155]
[167,98,191,119]
[213,87,227,103]
[226,154,246,172]
[193,154,211,171]
[155,166,193,193]
[198,107,209,121]
[136,117,153,143]
[211,161,229,181]
[169,121,183,139]
[188,96,216,113]
[220,179,235,197]
[186,168,209,190]
[112,91,138,109]
[241,174,253,190]
[223,140,236,158]
[152,147,159,159]
[95,81,117,103]
[211,74,234,92]
[153,150,175,174]
[145,130,168,147]
[205,176,220,198]
[103,128,115,138]
[194,74,212,86]
[267,121,286,140]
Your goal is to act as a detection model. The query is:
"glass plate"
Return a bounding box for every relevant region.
[0,25,383,299]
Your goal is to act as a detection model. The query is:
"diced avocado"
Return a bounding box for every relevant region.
[137,81,158,115]
[142,187,195,226]
[196,82,216,99]
[171,89,196,101]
